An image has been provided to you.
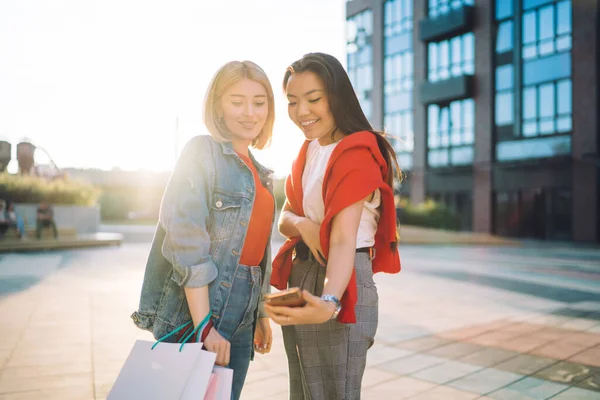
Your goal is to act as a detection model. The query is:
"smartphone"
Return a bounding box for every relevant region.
[264,287,307,307]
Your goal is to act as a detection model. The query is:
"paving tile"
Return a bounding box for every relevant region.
[438,325,497,341]
[568,345,600,368]
[468,331,521,346]
[495,335,551,353]
[448,369,523,395]
[459,348,519,368]
[499,322,547,335]
[561,319,600,331]
[393,336,452,352]
[426,342,485,360]
[360,376,435,399]
[0,373,91,394]
[378,354,446,375]
[361,367,398,388]
[488,377,569,399]
[0,362,93,380]
[365,344,414,367]
[550,387,600,399]
[534,361,599,386]
[0,385,94,400]
[411,360,483,384]
[530,341,588,360]
[577,373,600,392]
[494,354,557,376]
[408,385,479,400]
[563,332,600,347]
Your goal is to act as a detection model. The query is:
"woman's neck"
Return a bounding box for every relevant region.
[231,138,251,156]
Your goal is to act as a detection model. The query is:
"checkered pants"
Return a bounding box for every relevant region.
[282,252,378,400]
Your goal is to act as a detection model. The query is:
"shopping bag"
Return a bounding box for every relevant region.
[107,340,216,400]
[204,366,233,400]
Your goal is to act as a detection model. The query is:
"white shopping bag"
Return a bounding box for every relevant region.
[108,340,216,400]
[204,366,233,400]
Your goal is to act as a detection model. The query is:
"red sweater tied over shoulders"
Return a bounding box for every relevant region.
[271,131,401,323]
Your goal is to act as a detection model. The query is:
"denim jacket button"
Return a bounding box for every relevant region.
[221,281,230,288]
[232,249,239,256]
[240,221,247,227]
[215,200,223,208]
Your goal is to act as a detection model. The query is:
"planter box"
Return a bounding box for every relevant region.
[14,204,100,234]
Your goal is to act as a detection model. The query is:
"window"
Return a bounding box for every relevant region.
[428,0,474,18]
[384,0,413,169]
[522,0,571,61]
[521,0,571,137]
[428,33,474,82]
[427,99,475,167]
[347,10,374,120]
[495,0,572,161]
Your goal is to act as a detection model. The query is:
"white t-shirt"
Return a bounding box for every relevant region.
[302,140,380,248]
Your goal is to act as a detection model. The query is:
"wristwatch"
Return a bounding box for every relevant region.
[321,294,342,320]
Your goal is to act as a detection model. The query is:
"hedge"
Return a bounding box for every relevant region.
[0,173,100,206]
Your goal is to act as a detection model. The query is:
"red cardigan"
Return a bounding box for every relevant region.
[271,131,401,323]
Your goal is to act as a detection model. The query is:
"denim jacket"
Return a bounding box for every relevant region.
[131,135,274,341]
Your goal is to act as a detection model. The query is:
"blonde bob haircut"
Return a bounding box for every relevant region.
[203,61,275,150]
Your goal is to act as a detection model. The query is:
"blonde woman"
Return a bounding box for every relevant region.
[132,61,276,400]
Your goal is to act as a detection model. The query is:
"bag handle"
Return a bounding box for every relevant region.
[151,313,212,352]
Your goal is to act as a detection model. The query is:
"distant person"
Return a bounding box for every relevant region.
[132,61,276,400]
[0,200,7,238]
[5,201,25,238]
[265,53,402,400]
[36,201,58,239]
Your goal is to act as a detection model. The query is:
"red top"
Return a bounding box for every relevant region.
[238,153,275,267]
[270,131,401,323]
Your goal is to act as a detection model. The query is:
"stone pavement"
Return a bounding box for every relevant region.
[0,242,599,399]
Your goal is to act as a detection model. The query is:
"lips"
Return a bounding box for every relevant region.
[239,121,257,129]
[300,119,319,128]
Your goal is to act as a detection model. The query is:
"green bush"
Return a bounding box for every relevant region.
[398,199,461,231]
[0,173,100,206]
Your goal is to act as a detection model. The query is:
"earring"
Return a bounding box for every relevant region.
[218,116,224,123]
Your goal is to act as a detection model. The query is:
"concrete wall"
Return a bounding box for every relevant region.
[14,204,100,234]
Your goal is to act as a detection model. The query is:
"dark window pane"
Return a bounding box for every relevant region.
[557,1,571,35]
[523,11,537,44]
[496,0,513,20]
[557,79,571,114]
[557,116,572,132]
[523,87,537,119]
[496,65,514,90]
[496,135,571,161]
[523,0,553,10]
[496,21,514,53]
[496,92,514,126]
[539,5,555,41]
[523,121,538,136]
[523,52,571,85]
[539,83,555,118]
[495,192,520,237]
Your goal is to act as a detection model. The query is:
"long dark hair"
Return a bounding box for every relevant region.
[283,52,402,187]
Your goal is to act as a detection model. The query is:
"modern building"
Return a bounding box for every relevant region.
[345,0,599,242]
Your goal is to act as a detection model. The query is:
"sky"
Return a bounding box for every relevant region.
[0,0,346,177]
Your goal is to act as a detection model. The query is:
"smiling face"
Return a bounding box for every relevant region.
[285,71,339,145]
[219,78,269,148]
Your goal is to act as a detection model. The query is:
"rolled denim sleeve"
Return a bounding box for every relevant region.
[159,137,218,288]
[257,243,272,318]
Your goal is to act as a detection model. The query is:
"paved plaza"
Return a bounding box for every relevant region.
[0,239,600,399]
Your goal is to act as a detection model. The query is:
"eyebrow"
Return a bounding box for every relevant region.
[287,89,324,98]
[229,94,267,98]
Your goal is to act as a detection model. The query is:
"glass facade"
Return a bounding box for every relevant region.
[428,0,474,18]
[495,0,572,162]
[383,0,414,169]
[347,10,374,121]
[427,33,475,83]
[427,99,475,167]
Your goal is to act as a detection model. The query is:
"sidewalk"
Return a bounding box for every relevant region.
[0,243,599,399]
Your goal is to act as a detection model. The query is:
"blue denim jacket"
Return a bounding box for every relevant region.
[131,135,274,340]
